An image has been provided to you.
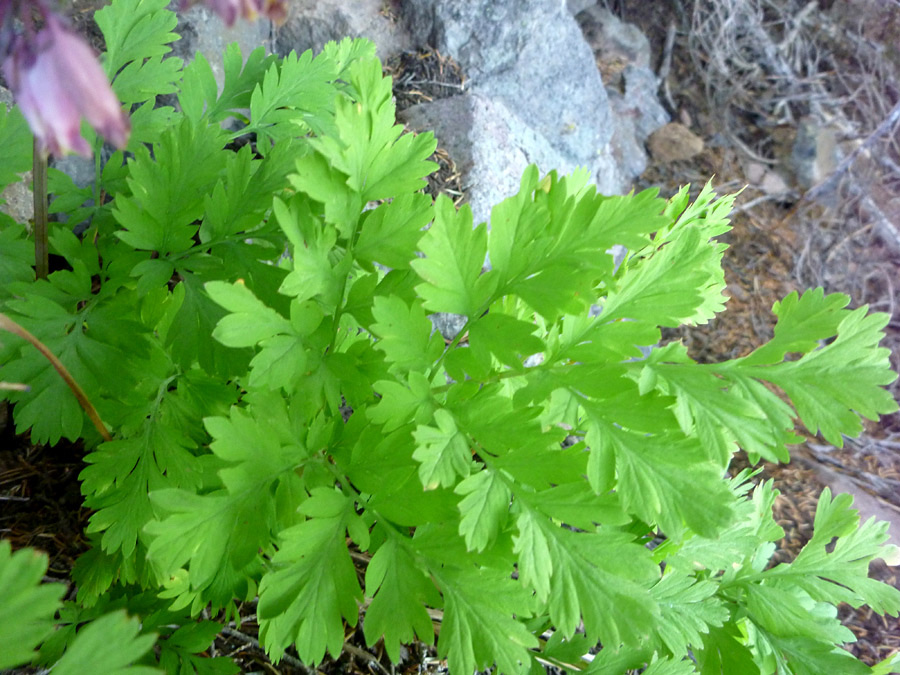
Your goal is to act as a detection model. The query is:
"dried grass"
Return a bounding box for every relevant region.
[657,0,900,662]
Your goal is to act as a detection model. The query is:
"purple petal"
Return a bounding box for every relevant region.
[4,19,129,157]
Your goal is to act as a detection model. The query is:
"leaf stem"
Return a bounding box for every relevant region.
[0,312,112,442]
[427,317,471,380]
[330,216,363,348]
[430,358,579,395]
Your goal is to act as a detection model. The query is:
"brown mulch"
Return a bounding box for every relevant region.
[386,47,467,207]
[621,0,900,665]
[383,47,467,111]
[0,414,90,582]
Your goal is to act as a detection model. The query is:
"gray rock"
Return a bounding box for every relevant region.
[172,4,273,88]
[52,155,96,189]
[605,65,670,181]
[400,93,569,226]
[573,6,666,185]
[575,5,651,74]
[566,0,596,16]
[622,65,668,140]
[744,161,790,195]
[399,0,640,219]
[604,104,647,184]
[405,0,613,166]
[274,0,411,60]
[430,312,467,341]
[0,179,33,226]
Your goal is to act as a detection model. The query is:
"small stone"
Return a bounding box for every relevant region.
[430,313,468,341]
[759,170,789,195]
[790,117,841,189]
[647,122,704,163]
[744,161,767,184]
[0,177,33,226]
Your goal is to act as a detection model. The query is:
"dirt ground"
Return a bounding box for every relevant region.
[3,0,900,672]
[619,0,900,665]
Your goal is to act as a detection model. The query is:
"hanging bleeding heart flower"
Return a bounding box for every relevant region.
[199,0,286,27]
[1,15,130,157]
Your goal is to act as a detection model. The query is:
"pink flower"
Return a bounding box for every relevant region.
[204,0,261,26]
[2,17,129,157]
[200,0,286,27]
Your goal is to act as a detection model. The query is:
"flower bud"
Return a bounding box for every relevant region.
[2,17,130,157]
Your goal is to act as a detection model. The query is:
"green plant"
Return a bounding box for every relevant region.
[0,0,898,672]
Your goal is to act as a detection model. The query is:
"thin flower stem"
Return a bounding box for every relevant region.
[33,138,49,280]
[0,312,112,442]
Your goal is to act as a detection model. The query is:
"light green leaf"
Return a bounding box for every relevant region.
[455,469,511,552]
[650,573,729,658]
[0,542,65,669]
[312,56,437,201]
[412,409,473,490]
[115,118,226,255]
[528,481,630,530]
[356,192,432,269]
[258,490,362,665]
[435,567,538,675]
[741,288,851,366]
[761,488,900,614]
[664,477,783,574]
[165,275,250,378]
[643,356,796,465]
[487,168,667,321]
[371,295,443,373]
[696,623,760,675]
[52,611,159,675]
[756,307,898,446]
[1,280,153,445]
[249,334,308,392]
[96,0,178,75]
[178,50,218,123]
[207,280,293,348]
[602,185,734,328]
[515,508,660,646]
[642,655,700,675]
[585,421,736,540]
[0,104,32,190]
[413,195,497,317]
[512,510,553,602]
[766,635,871,675]
[369,372,435,432]
[145,489,268,592]
[363,537,436,662]
[467,312,544,369]
[872,652,900,675]
[248,48,338,145]
[82,420,201,558]
[210,44,276,122]
[96,0,181,112]
[746,585,854,644]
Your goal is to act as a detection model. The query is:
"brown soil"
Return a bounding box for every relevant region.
[620,0,900,665]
